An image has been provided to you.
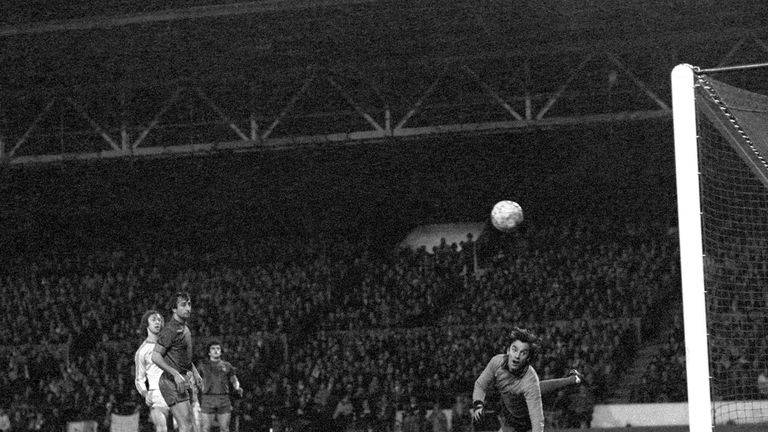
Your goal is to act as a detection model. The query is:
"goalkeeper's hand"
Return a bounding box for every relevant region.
[471,401,484,422]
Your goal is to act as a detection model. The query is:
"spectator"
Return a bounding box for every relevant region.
[568,385,594,429]
[427,401,448,432]
[374,393,396,432]
[26,411,45,431]
[758,366,768,400]
[332,393,354,431]
[0,408,10,432]
[448,396,471,432]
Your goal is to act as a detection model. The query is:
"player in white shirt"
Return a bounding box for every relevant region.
[135,309,171,432]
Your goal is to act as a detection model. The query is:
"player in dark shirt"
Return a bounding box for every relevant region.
[152,292,203,432]
[198,341,243,432]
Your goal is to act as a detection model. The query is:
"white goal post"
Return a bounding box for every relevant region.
[671,63,713,431]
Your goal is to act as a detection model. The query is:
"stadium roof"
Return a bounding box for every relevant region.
[1,0,766,163]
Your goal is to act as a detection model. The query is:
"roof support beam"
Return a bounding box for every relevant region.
[5,109,670,165]
[0,49,681,165]
[0,0,378,36]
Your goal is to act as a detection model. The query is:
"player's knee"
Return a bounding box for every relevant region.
[219,415,231,432]
[153,418,168,432]
[151,412,169,432]
[176,412,194,431]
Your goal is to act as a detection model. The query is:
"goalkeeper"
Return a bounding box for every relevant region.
[472,327,583,432]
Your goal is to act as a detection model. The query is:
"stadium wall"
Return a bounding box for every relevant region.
[592,403,688,427]
[594,401,768,427]
[407,401,768,430]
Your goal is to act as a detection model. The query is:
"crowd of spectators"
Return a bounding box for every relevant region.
[0,214,685,431]
[629,271,768,404]
[629,314,686,403]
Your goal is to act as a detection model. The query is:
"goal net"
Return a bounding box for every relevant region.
[673,64,768,430]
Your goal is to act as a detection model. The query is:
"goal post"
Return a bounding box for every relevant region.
[672,63,714,432]
[672,62,768,429]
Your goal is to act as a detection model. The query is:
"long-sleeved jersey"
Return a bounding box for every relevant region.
[473,354,544,432]
[135,339,163,395]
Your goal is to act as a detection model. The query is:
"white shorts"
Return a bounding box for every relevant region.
[147,389,169,410]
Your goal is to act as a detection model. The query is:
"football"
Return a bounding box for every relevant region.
[490,200,524,232]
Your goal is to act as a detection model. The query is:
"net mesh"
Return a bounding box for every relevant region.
[695,74,768,425]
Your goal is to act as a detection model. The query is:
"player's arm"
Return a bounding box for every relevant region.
[195,361,206,392]
[191,362,203,389]
[229,365,243,397]
[471,358,497,421]
[523,373,545,432]
[152,343,187,392]
[134,349,148,398]
[230,374,241,391]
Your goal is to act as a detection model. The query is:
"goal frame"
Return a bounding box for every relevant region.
[671,63,714,431]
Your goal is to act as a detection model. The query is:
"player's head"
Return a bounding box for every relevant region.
[140,309,164,336]
[168,291,192,321]
[208,340,222,360]
[506,327,540,372]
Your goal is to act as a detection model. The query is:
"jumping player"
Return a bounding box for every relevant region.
[152,292,203,432]
[197,341,243,432]
[134,310,171,432]
[472,327,583,432]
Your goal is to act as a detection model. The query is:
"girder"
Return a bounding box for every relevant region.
[0,0,767,165]
[0,50,679,164]
[0,0,378,36]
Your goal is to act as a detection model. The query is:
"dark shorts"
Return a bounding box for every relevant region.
[201,394,232,414]
[159,371,191,407]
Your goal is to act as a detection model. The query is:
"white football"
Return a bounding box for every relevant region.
[491,200,524,232]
